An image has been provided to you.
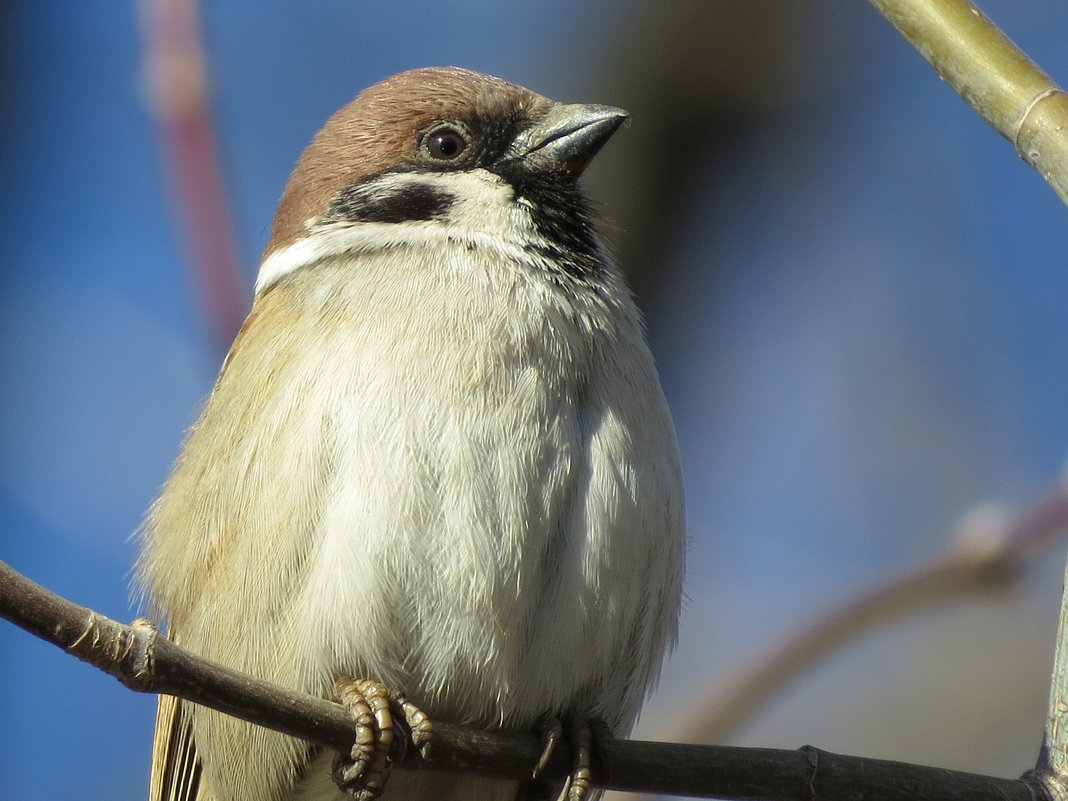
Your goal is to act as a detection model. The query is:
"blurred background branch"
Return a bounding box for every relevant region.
[666,481,1068,749]
[137,0,248,352]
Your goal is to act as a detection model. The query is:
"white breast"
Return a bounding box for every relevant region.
[277,236,684,733]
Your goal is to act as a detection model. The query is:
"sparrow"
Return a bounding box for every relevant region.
[138,66,684,801]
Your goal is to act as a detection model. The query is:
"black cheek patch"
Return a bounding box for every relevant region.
[325,181,457,224]
[508,175,605,280]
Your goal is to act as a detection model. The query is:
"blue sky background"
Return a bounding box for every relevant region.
[2,3,1068,800]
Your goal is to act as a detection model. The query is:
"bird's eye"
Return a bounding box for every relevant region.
[422,125,469,160]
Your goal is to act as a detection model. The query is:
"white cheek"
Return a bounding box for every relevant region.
[427,169,534,241]
[255,169,537,295]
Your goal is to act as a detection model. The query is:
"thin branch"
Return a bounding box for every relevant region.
[664,484,1068,748]
[137,0,249,352]
[0,559,1050,800]
[1032,476,1068,796]
[869,0,1068,206]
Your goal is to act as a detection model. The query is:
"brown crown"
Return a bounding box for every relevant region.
[263,67,554,258]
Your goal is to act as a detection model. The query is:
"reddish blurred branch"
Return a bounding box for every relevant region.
[138,0,249,351]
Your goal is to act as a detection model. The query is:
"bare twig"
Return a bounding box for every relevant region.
[869,0,1068,206]
[1032,477,1068,797]
[665,484,1068,749]
[0,558,1046,800]
[137,0,249,351]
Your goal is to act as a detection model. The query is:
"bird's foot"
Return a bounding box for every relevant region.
[331,677,432,801]
[525,716,611,801]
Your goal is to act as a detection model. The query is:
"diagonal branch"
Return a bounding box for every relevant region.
[0,558,1048,800]
[869,0,1068,206]
[668,485,1068,746]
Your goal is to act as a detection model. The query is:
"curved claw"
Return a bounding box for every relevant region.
[565,718,594,801]
[533,717,564,779]
[525,715,609,801]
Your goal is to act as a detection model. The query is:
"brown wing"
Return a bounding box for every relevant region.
[149,639,204,801]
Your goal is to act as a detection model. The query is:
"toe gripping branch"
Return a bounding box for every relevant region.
[333,677,433,801]
[527,716,613,801]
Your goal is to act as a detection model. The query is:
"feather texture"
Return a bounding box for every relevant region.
[138,68,684,801]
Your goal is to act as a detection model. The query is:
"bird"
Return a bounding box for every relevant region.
[138,66,685,801]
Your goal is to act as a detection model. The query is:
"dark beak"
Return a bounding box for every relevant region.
[505,103,629,179]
